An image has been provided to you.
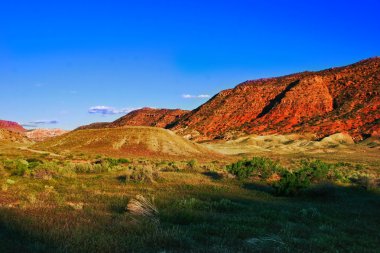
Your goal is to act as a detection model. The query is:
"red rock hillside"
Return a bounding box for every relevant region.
[0,120,25,133]
[171,57,380,141]
[76,108,189,130]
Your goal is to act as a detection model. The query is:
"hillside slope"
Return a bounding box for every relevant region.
[34,127,220,159]
[0,129,30,143]
[171,57,380,141]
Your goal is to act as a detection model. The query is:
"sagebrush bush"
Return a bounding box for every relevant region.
[273,160,349,196]
[273,170,311,196]
[226,157,283,179]
[187,159,198,170]
[298,160,334,183]
[126,166,159,183]
[4,159,30,176]
[105,157,130,166]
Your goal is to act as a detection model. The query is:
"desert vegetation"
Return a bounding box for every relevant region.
[0,150,379,253]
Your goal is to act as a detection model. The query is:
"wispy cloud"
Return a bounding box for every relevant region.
[182,94,211,99]
[88,106,138,115]
[29,120,59,124]
[22,120,59,128]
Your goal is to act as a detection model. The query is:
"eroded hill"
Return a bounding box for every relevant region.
[26,128,68,142]
[34,126,220,160]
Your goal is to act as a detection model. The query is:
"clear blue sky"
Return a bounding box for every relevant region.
[1,0,379,129]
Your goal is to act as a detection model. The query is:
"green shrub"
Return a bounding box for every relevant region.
[298,160,333,183]
[273,170,311,196]
[226,157,283,179]
[187,159,198,171]
[26,158,43,169]
[4,159,31,176]
[273,160,343,196]
[105,158,130,166]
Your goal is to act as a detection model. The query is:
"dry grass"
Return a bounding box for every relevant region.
[127,195,159,223]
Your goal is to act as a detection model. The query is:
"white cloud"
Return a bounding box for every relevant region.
[88,106,138,115]
[182,94,211,99]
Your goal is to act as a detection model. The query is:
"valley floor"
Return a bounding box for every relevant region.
[0,142,379,253]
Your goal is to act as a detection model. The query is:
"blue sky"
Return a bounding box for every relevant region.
[1,0,379,130]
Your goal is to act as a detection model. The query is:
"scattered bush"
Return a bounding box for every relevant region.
[187,159,198,170]
[126,166,160,183]
[105,157,130,166]
[226,157,283,179]
[4,159,31,176]
[298,160,334,183]
[273,160,337,196]
[354,176,378,191]
[273,170,311,196]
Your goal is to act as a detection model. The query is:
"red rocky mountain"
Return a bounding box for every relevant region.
[0,120,25,133]
[109,108,189,128]
[77,108,189,130]
[171,57,380,141]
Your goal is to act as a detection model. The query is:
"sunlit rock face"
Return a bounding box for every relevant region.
[171,57,380,142]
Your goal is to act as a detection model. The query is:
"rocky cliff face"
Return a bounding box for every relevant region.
[26,128,68,142]
[171,57,380,141]
[0,120,25,133]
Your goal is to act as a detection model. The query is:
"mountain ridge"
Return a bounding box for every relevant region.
[76,57,379,142]
[171,57,380,141]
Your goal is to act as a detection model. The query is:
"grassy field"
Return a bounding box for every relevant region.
[0,143,379,253]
